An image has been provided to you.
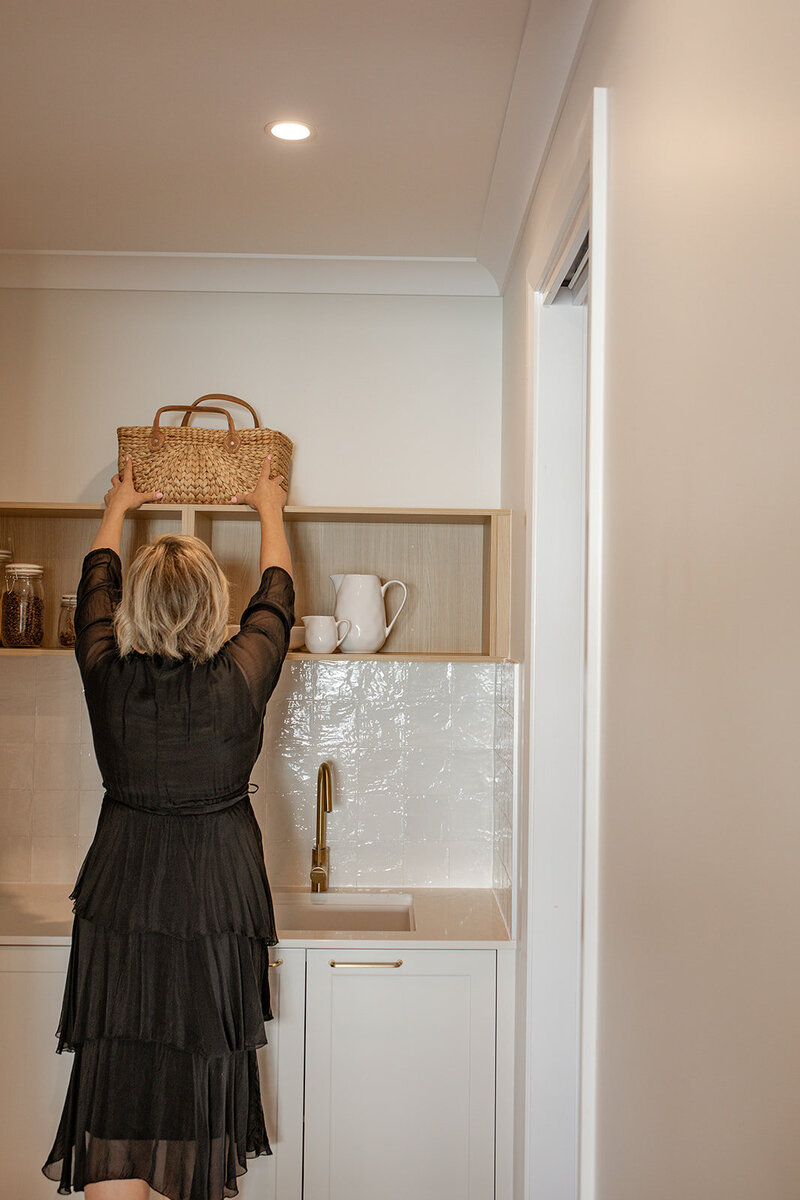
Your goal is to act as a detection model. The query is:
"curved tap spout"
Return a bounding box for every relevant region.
[311,762,333,892]
[316,761,333,847]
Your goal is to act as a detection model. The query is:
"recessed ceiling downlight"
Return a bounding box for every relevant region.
[266,121,314,141]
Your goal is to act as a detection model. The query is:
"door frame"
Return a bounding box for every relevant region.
[521,87,608,1200]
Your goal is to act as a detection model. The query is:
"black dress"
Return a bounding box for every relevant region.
[41,547,295,1200]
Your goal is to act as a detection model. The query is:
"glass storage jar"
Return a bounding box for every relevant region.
[0,551,11,646]
[2,564,45,648]
[58,594,77,648]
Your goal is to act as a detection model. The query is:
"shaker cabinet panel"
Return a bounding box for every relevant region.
[237,948,306,1200]
[0,946,72,1200]
[303,948,496,1200]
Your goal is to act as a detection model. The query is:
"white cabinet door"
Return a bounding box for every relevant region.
[237,947,306,1200]
[0,945,72,1200]
[0,945,305,1200]
[304,948,496,1200]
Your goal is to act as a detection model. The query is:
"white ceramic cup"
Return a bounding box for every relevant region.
[302,615,351,654]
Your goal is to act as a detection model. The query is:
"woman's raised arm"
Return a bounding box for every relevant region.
[227,457,294,710]
[231,455,293,579]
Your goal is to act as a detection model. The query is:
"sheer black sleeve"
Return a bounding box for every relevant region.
[226,565,295,713]
[74,547,122,677]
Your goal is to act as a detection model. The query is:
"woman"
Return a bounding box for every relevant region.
[41,453,295,1200]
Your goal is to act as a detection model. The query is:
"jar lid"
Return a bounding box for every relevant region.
[5,563,44,575]
[61,594,78,603]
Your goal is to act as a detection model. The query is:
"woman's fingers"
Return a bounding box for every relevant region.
[230,457,285,506]
[125,490,163,509]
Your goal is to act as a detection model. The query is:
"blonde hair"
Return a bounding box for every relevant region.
[113,534,230,663]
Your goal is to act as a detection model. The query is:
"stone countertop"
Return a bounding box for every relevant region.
[0,883,512,949]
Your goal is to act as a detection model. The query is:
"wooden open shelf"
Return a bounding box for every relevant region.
[0,648,510,663]
[0,502,511,660]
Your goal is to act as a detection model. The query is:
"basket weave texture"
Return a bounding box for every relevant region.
[118,407,292,505]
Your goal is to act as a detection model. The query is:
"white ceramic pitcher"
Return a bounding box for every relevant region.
[330,573,408,652]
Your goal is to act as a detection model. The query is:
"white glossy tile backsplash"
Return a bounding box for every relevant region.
[253,661,497,889]
[0,656,517,907]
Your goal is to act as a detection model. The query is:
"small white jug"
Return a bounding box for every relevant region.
[302,615,351,654]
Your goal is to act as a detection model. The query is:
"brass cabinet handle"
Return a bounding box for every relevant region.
[329,959,403,969]
[268,958,284,968]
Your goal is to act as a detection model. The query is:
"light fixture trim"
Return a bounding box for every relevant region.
[266,120,316,142]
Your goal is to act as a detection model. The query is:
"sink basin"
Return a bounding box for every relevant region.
[272,890,415,933]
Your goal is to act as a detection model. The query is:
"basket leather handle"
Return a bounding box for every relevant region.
[150,405,241,453]
[179,394,261,428]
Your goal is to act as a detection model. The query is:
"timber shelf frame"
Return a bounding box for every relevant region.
[0,502,512,661]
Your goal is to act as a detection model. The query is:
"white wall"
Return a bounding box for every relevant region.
[503,1,800,1197]
[0,289,501,508]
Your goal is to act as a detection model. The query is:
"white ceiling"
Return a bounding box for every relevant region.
[0,0,592,292]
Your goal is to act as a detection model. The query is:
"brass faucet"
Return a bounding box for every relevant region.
[310,761,333,892]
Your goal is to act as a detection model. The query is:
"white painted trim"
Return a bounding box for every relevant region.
[0,251,499,296]
[523,282,588,1200]
[522,282,540,1200]
[521,85,608,1200]
[495,946,518,1200]
[578,86,609,1200]
[510,662,522,941]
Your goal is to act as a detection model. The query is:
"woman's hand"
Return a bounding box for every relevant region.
[231,455,287,513]
[104,456,163,512]
[91,457,162,555]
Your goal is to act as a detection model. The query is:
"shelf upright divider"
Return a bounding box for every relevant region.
[180,505,196,537]
[489,511,511,658]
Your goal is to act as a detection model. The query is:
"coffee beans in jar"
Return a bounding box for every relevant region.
[2,564,45,648]
[58,594,78,647]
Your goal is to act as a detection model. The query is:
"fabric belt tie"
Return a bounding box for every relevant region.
[104,787,254,815]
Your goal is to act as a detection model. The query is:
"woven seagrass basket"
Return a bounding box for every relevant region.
[117,395,293,505]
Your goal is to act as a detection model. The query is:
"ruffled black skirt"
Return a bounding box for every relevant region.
[42,794,279,1200]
